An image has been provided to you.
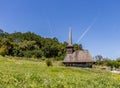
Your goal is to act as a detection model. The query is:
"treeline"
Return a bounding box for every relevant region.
[95,55,120,70]
[0,29,82,59]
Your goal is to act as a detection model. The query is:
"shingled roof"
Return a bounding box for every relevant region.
[63,50,94,63]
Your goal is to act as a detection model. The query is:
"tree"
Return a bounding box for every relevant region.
[0,29,9,38]
[0,29,4,34]
[0,45,8,56]
[0,38,14,56]
[42,38,59,58]
[73,44,83,51]
[116,57,120,62]
[107,60,120,70]
[19,40,38,51]
[0,30,83,59]
[95,55,103,61]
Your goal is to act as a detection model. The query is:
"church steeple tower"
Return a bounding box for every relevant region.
[66,27,74,54]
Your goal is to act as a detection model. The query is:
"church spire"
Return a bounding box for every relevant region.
[68,27,72,46]
[66,27,73,54]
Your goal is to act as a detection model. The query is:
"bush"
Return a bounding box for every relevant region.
[95,61,103,65]
[46,59,53,67]
[33,50,43,58]
[55,56,64,61]
[23,50,43,58]
[0,46,8,56]
[107,60,120,69]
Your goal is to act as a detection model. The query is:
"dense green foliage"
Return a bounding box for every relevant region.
[0,29,82,59]
[0,56,120,88]
[107,60,120,68]
[95,58,120,69]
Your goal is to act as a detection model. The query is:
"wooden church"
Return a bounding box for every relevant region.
[63,28,94,67]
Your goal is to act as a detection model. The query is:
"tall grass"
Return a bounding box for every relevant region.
[0,56,120,88]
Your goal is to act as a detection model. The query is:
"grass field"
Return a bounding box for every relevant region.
[0,56,120,88]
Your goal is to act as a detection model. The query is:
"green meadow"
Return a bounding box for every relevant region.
[0,56,120,88]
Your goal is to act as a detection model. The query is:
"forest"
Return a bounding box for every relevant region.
[0,29,82,59]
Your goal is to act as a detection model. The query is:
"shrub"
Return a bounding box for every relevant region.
[107,60,120,70]
[46,59,53,67]
[95,61,103,65]
[23,50,43,58]
[0,46,8,56]
[33,50,43,58]
[55,55,64,61]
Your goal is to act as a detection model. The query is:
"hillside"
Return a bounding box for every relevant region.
[0,56,120,88]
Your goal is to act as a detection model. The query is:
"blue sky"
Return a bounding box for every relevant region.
[0,0,120,59]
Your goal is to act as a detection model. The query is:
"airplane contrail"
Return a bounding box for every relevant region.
[76,17,97,44]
